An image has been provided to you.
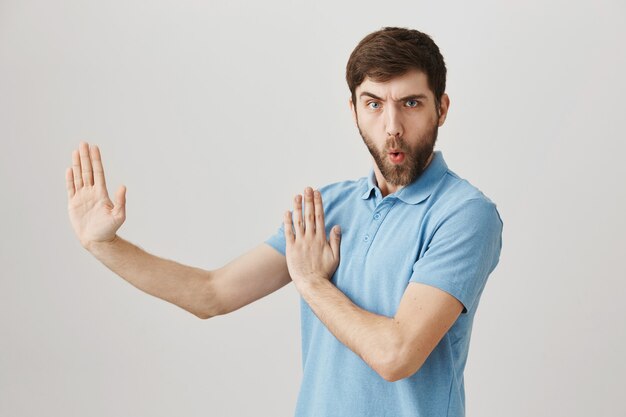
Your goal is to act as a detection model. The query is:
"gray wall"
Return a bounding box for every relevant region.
[1,0,624,416]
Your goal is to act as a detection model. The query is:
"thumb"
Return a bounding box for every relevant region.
[330,225,341,260]
[112,185,126,218]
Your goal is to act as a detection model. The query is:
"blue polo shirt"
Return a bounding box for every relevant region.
[265,151,503,417]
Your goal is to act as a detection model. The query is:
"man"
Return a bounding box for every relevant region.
[66,27,503,417]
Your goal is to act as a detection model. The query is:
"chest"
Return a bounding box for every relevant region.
[326,198,433,316]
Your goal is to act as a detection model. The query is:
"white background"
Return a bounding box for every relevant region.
[1,0,625,416]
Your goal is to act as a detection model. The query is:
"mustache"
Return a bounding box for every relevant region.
[385,136,408,152]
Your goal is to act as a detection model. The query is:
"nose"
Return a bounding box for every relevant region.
[385,105,403,138]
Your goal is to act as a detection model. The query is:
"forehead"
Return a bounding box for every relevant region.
[356,69,432,100]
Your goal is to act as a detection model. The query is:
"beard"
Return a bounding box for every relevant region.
[357,120,439,187]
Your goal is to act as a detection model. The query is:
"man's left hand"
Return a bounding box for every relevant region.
[284,187,342,290]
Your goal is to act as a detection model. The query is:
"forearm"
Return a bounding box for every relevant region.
[283,186,403,379]
[85,235,217,319]
[297,279,402,380]
[283,187,442,382]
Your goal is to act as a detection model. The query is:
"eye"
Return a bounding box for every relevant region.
[367,101,380,110]
[405,99,420,108]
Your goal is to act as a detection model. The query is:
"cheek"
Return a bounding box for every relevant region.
[408,113,438,133]
[358,113,383,132]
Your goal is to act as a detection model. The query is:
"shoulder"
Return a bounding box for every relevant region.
[429,170,503,232]
[317,176,367,195]
[316,176,368,209]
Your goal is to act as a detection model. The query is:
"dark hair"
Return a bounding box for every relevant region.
[346,27,447,111]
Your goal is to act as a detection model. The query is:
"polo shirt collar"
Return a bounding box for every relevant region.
[360,150,448,205]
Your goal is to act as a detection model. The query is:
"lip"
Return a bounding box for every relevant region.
[388,151,406,164]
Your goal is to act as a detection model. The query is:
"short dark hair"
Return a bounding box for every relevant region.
[346,27,447,111]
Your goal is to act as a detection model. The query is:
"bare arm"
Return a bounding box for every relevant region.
[86,238,290,319]
[285,187,462,381]
[67,142,290,319]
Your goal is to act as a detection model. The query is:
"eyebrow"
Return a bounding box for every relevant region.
[359,91,429,102]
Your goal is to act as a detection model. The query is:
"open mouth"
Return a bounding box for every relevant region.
[388,152,405,164]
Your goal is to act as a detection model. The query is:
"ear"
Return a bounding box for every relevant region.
[437,93,450,126]
[349,97,358,127]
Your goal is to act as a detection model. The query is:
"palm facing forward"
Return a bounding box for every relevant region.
[66,142,127,248]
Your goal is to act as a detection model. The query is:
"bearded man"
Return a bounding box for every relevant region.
[67,27,503,417]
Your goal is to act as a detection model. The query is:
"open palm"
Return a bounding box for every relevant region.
[66,142,127,248]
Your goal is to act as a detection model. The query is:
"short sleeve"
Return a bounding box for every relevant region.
[264,216,287,256]
[409,198,503,314]
[264,182,334,257]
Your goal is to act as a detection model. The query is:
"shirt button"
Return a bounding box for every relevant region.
[373,213,381,220]
[364,234,370,242]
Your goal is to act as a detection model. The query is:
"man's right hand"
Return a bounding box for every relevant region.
[66,141,127,249]
[64,141,291,318]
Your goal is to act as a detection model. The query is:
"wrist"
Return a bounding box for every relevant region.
[84,234,120,253]
[294,273,330,296]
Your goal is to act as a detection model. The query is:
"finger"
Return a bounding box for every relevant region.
[112,185,126,220]
[72,149,84,189]
[330,225,341,260]
[313,189,326,240]
[304,187,315,235]
[90,144,108,190]
[65,167,75,198]
[283,210,295,244]
[293,194,304,238]
[79,141,94,187]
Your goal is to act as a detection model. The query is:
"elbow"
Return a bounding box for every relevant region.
[194,271,226,320]
[379,367,414,383]
[194,300,225,320]
[373,349,423,383]
[194,310,215,320]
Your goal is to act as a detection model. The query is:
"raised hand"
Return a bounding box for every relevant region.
[66,142,126,248]
[283,187,342,290]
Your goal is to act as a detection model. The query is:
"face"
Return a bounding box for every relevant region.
[350,69,449,187]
